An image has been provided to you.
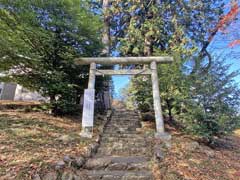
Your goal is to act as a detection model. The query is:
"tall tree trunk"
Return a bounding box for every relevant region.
[144,35,153,56]
[101,0,111,109]
[102,0,110,56]
[166,99,173,120]
[144,1,154,56]
[50,94,57,115]
[143,1,153,72]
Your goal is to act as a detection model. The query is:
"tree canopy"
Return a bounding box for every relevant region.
[0,0,102,114]
[114,0,240,142]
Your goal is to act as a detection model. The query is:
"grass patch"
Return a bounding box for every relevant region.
[0,111,99,180]
[149,122,240,180]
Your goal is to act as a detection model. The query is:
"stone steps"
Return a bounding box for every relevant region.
[105,122,140,126]
[85,156,150,170]
[108,115,138,118]
[77,109,153,179]
[113,112,138,115]
[102,132,144,137]
[101,136,146,143]
[104,128,139,133]
[104,127,140,131]
[108,121,140,125]
[100,141,147,147]
[97,146,150,156]
[111,117,139,120]
[82,170,153,180]
[112,114,138,116]
[105,125,140,129]
[112,117,139,119]
[111,117,139,119]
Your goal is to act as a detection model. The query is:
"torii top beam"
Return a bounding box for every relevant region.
[75,56,173,65]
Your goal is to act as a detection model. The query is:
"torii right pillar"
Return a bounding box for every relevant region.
[150,61,171,141]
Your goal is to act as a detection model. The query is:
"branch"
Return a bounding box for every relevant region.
[193,2,239,74]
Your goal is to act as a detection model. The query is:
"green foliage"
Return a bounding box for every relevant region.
[121,76,153,112]
[0,0,102,115]
[178,60,240,142]
[116,1,240,141]
[112,0,225,116]
[30,103,51,112]
[110,0,223,56]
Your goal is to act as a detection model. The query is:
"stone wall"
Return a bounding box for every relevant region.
[0,83,17,100]
[0,82,46,101]
[14,85,46,101]
[0,82,4,98]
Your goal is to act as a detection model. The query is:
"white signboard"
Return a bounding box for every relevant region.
[82,89,95,127]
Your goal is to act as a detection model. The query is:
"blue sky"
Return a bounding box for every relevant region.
[210,37,240,83]
[113,45,240,99]
[209,0,240,84]
[112,75,130,99]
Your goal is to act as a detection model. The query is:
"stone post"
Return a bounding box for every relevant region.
[150,61,165,134]
[104,91,111,109]
[80,63,96,138]
[151,61,171,141]
[88,63,96,89]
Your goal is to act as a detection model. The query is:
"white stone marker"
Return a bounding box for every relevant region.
[80,89,95,138]
[82,89,95,126]
[80,63,96,138]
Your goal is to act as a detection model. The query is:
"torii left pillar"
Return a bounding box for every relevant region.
[80,63,96,138]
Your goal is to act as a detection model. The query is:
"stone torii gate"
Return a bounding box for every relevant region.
[75,56,173,138]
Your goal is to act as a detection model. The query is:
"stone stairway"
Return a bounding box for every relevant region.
[79,109,154,180]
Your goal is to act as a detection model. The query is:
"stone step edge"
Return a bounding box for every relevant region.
[82,170,153,177]
[85,156,150,164]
